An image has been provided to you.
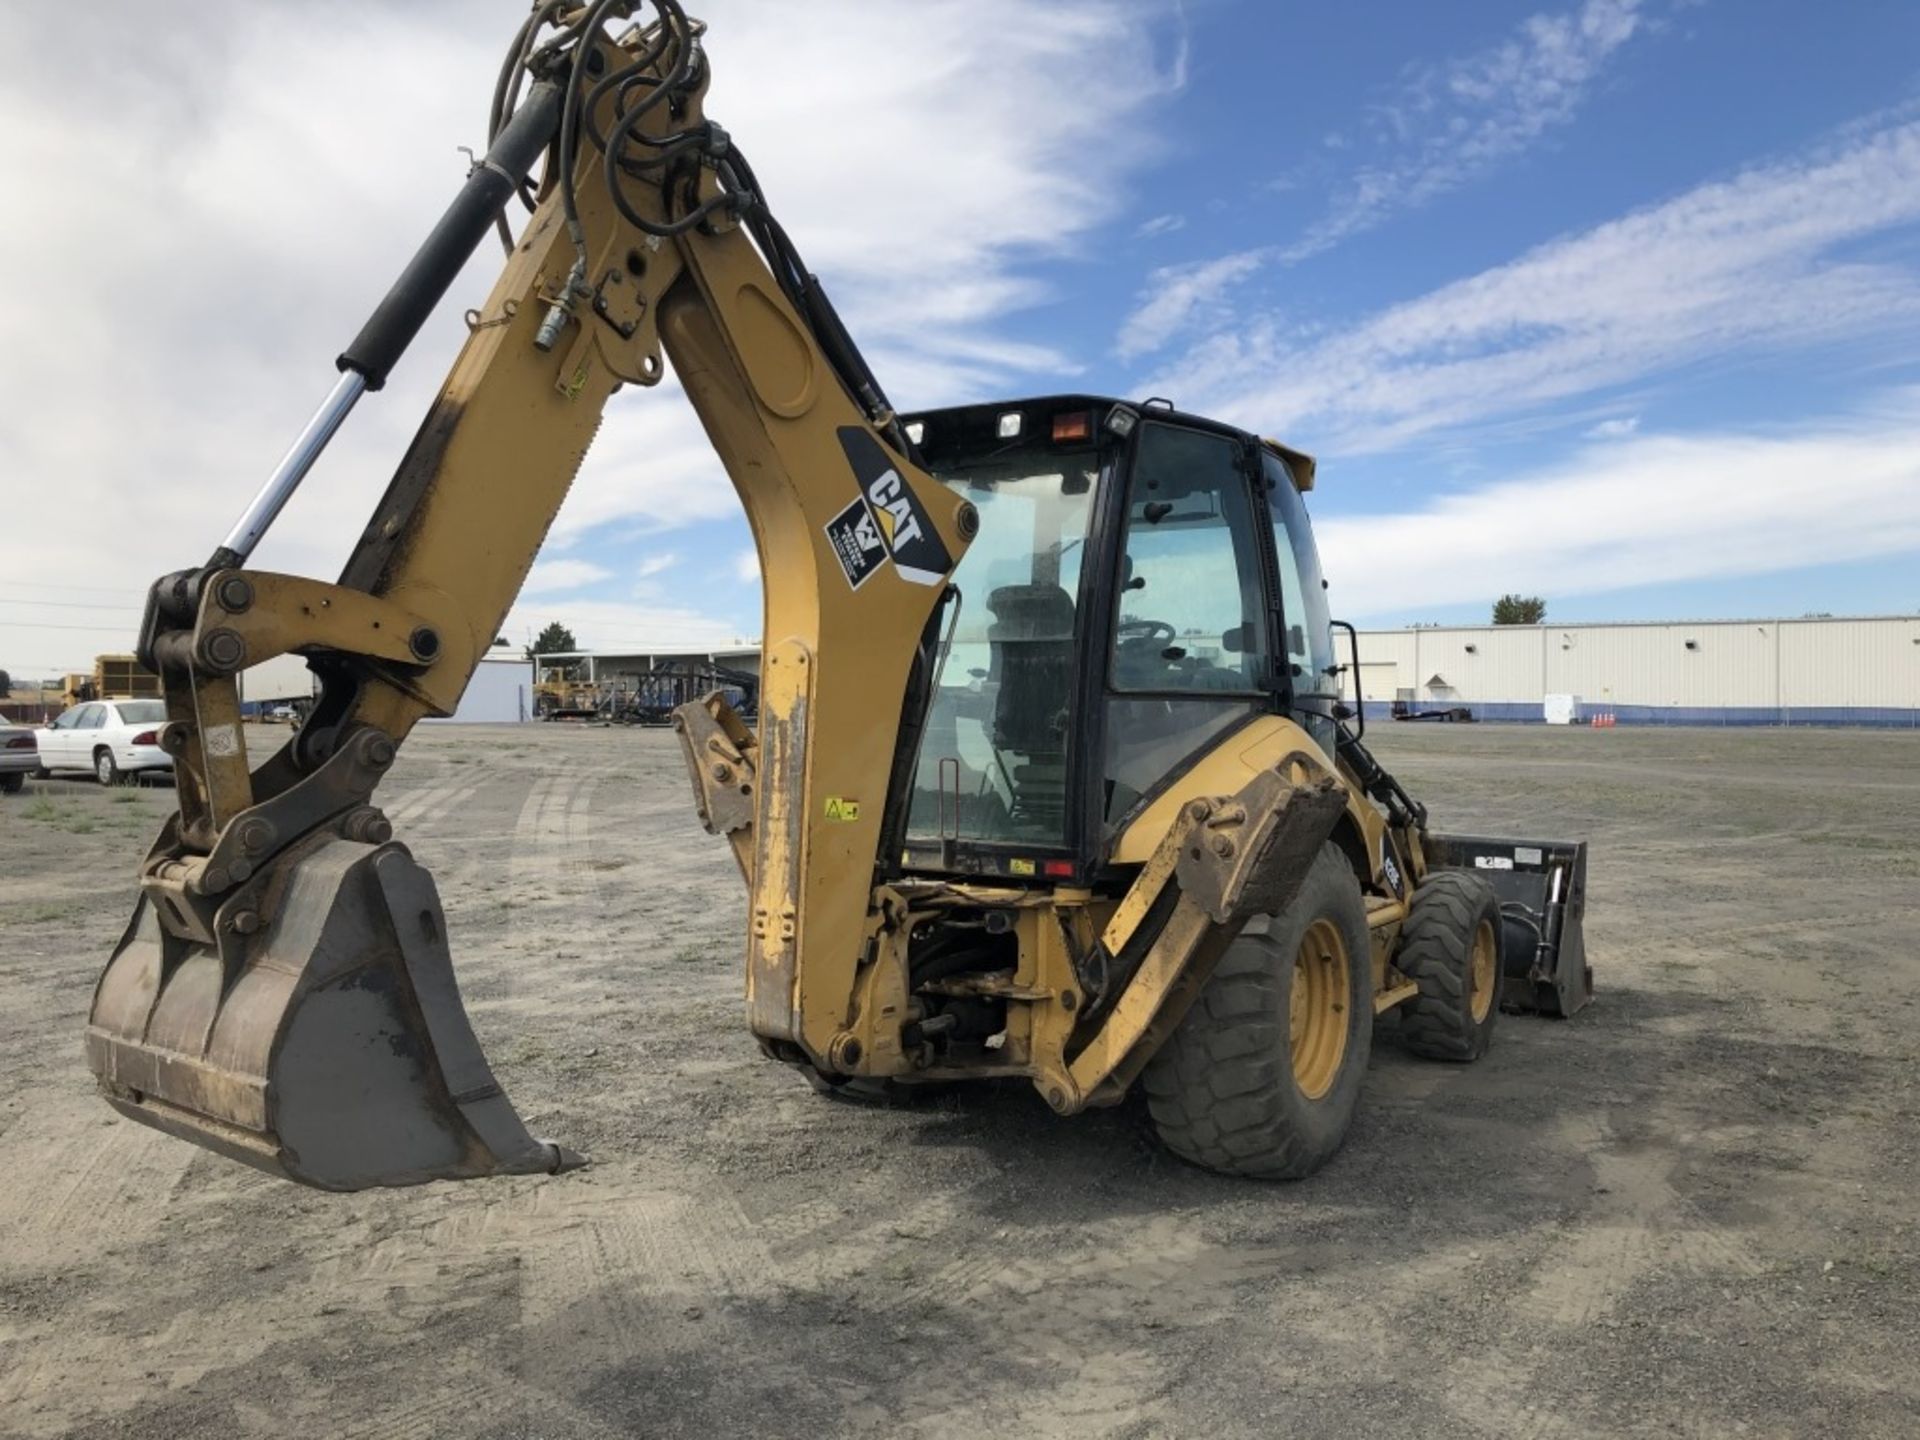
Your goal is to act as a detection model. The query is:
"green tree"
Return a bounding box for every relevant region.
[1492,594,1546,625]
[526,621,579,661]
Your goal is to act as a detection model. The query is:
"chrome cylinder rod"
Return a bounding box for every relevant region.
[219,370,368,561]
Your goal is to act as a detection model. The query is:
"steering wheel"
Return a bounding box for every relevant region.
[1116,619,1176,650]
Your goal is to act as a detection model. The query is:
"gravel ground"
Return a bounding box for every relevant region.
[1,721,1916,1439]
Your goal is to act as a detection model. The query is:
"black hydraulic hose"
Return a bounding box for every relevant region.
[337,79,563,391]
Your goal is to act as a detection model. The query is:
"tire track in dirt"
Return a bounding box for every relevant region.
[403,776,491,831]
[383,772,482,829]
[1510,1114,1762,1331]
[0,1103,190,1273]
[507,771,601,918]
[511,1177,779,1416]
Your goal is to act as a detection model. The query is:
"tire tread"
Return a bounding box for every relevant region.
[1396,870,1499,1062]
[1144,846,1371,1180]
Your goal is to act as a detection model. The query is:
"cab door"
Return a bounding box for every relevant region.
[1098,418,1274,829]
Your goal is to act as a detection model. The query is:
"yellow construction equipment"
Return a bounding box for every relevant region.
[85,2,1591,1190]
[58,654,162,708]
[530,663,598,720]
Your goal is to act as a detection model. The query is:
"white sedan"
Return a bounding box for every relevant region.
[35,699,173,785]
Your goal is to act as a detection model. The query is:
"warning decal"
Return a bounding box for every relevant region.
[824,496,887,591]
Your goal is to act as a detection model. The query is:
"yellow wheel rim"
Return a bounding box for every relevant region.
[1469,918,1497,1023]
[1290,919,1351,1101]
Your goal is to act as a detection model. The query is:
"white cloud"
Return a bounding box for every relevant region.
[1289,0,1651,260]
[1115,249,1270,361]
[1135,213,1187,239]
[1583,415,1640,439]
[696,0,1174,392]
[522,559,612,595]
[634,553,678,580]
[0,1,1170,670]
[1147,117,1920,454]
[733,549,762,584]
[1317,396,1920,617]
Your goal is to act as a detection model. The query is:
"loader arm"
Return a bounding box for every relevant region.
[88,4,970,1188]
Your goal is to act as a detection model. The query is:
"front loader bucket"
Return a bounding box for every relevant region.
[1426,833,1593,1017]
[85,836,580,1190]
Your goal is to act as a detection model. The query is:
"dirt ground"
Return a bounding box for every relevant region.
[1,721,1916,1439]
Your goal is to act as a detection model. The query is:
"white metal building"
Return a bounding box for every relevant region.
[1356,614,1920,726]
[558,615,1920,729]
[426,656,532,724]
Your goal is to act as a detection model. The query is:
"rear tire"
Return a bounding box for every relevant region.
[1395,871,1502,1062]
[95,749,120,786]
[0,772,22,794]
[1144,843,1373,1180]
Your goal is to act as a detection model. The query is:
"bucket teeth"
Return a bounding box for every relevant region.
[86,836,581,1190]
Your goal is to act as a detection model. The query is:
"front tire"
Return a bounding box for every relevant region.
[95,749,120,786]
[1144,843,1373,1180]
[1395,871,1502,1061]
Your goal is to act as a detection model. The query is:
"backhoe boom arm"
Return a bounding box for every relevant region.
[88,5,972,1188]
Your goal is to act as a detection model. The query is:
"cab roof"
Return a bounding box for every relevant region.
[900,394,1316,493]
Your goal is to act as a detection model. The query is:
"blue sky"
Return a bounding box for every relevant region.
[4,0,1919,673]
[529,0,1920,642]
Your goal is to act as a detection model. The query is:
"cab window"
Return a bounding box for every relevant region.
[1104,421,1268,825]
[1263,453,1339,754]
[904,433,1101,849]
[1110,423,1268,694]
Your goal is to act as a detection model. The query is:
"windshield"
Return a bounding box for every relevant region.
[905,438,1100,850]
[116,701,166,724]
[1263,453,1338,753]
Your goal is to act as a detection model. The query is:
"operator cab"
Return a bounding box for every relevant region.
[898,396,1341,883]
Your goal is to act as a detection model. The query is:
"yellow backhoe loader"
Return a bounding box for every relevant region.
[85,2,1591,1190]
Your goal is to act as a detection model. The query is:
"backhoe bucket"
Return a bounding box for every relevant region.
[1426,833,1593,1017]
[85,836,579,1190]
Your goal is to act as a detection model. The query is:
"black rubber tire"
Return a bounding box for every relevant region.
[1143,843,1373,1180]
[94,748,120,786]
[1395,870,1503,1062]
[0,772,22,794]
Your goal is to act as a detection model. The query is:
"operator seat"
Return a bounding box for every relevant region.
[985,583,1075,831]
[986,583,1074,752]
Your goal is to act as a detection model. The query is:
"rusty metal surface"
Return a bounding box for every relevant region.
[1173,770,1350,926]
[672,691,757,840]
